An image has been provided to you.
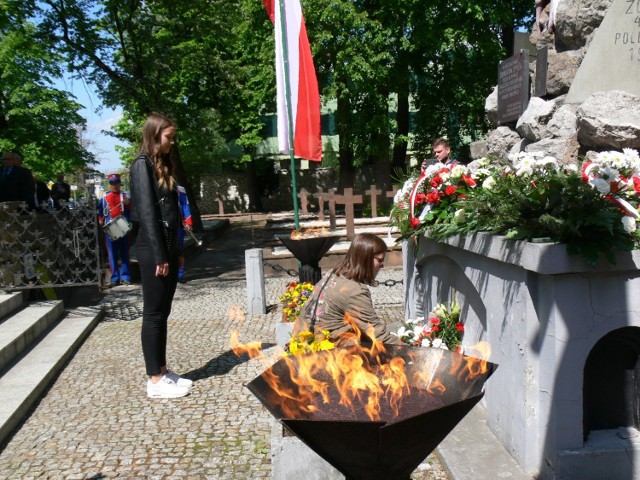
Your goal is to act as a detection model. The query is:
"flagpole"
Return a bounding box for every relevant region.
[277,0,300,231]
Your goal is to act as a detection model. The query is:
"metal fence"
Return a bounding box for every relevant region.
[0,199,101,291]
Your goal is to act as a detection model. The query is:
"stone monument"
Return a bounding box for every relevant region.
[566,0,640,103]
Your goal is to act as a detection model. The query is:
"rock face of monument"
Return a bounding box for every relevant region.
[478,0,640,164]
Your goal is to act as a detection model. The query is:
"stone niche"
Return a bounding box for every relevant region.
[404,234,640,479]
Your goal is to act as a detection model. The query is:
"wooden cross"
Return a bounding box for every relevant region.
[215,196,225,216]
[335,187,363,239]
[365,185,382,218]
[297,188,309,215]
[325,190,337,230]
[386,187,398,202]
[314,190,327,221]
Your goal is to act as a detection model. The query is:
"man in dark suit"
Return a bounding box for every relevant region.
[0,151,35,209]
[50,173,71,209]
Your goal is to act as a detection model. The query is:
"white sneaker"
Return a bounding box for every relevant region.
[165,369,193,388]
[147,375,189,398]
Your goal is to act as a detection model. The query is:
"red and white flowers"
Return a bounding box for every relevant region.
[394,298,464,352]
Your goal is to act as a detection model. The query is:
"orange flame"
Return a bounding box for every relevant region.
[450,341,492,382]
[235,326,493,423]
[230,330,263,359]
[290,227,330,239]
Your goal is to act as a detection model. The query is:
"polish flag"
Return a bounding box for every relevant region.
[263,0,322,162]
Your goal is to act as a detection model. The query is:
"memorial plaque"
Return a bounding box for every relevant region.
[497,50,530,124]
[534,45,548,97]
[566,0,640,103]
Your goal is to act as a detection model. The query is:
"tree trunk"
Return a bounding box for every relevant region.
[392,73,410,174]
[336,94,354,189]
[246,157,263,212]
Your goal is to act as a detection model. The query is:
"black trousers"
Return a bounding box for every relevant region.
[136,232,179,376]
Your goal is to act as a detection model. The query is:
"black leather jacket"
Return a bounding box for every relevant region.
[130,154,180,264]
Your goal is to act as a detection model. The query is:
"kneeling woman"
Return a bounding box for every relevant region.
[294,233,401,346]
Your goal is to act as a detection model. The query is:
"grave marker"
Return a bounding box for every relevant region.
[335,187,363,239]
[534,45,548,97]
[365,185,382,218]
[314,190,327,221]
[386,187,399,202]
[297,188,309,215]
[327,191,337,231]
[497,50,530,124]
[216,196,225,215]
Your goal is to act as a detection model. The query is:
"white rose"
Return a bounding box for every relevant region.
[431,338,443,349]
[622,215,637,233]
[516,166,533,177]
[454,208,466,224]
[450,165,465,178]
[482,176,496,190]
[420,338,431,348]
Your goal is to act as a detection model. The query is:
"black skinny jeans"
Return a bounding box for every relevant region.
[136,230,179,376]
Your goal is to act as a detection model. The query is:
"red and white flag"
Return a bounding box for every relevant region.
[263,0,322,162]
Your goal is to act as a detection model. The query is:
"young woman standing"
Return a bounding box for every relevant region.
[130,113,192,398]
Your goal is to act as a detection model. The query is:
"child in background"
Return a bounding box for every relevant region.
[177,185,192,283]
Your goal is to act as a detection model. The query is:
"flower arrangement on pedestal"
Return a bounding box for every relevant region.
[279,281,314,323]
[389,149,640,266]
[395,298,464,352]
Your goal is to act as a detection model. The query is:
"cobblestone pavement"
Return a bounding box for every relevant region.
[0,216,450,479]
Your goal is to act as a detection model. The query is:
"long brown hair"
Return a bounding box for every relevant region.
[138,112,176,191]
[333,233,387,285]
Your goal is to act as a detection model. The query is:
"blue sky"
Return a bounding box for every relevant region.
[55,76,126,174]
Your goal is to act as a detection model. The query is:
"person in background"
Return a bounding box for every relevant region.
[33,173,50,212]
[50,173,71,209]
[293,233,402,347]
[130,113,192,399]
[0,151,35,209]
[421,137,457,173]
[98,173,132,286]
[176,185,192,283]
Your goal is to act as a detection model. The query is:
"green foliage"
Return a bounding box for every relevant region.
[10,0,534,187]
[0,7,95,179]
[321,138,339,171]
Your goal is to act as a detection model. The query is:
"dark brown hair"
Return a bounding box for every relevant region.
[333,233,387,285]
[138,113,176,191]
[432,137,450,150]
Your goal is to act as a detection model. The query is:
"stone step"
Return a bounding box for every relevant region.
[0,306,104,446]
[0,300,64,372]
[0,291,25,320]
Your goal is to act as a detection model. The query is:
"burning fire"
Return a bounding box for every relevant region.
[232,326,493,423]
[290,226,330,239]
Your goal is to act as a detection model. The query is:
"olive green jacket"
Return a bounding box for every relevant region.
[294,272,401,346]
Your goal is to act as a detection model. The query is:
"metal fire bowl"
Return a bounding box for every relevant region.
[246,345,497,480]
[278,235,341,267]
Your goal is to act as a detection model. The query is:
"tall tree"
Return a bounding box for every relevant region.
[36,0,244,227]
[0,2,94,180]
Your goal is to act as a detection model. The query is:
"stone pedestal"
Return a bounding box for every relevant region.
[275,319,294,349]
[270,419,344,480]
[404,233,640,479]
